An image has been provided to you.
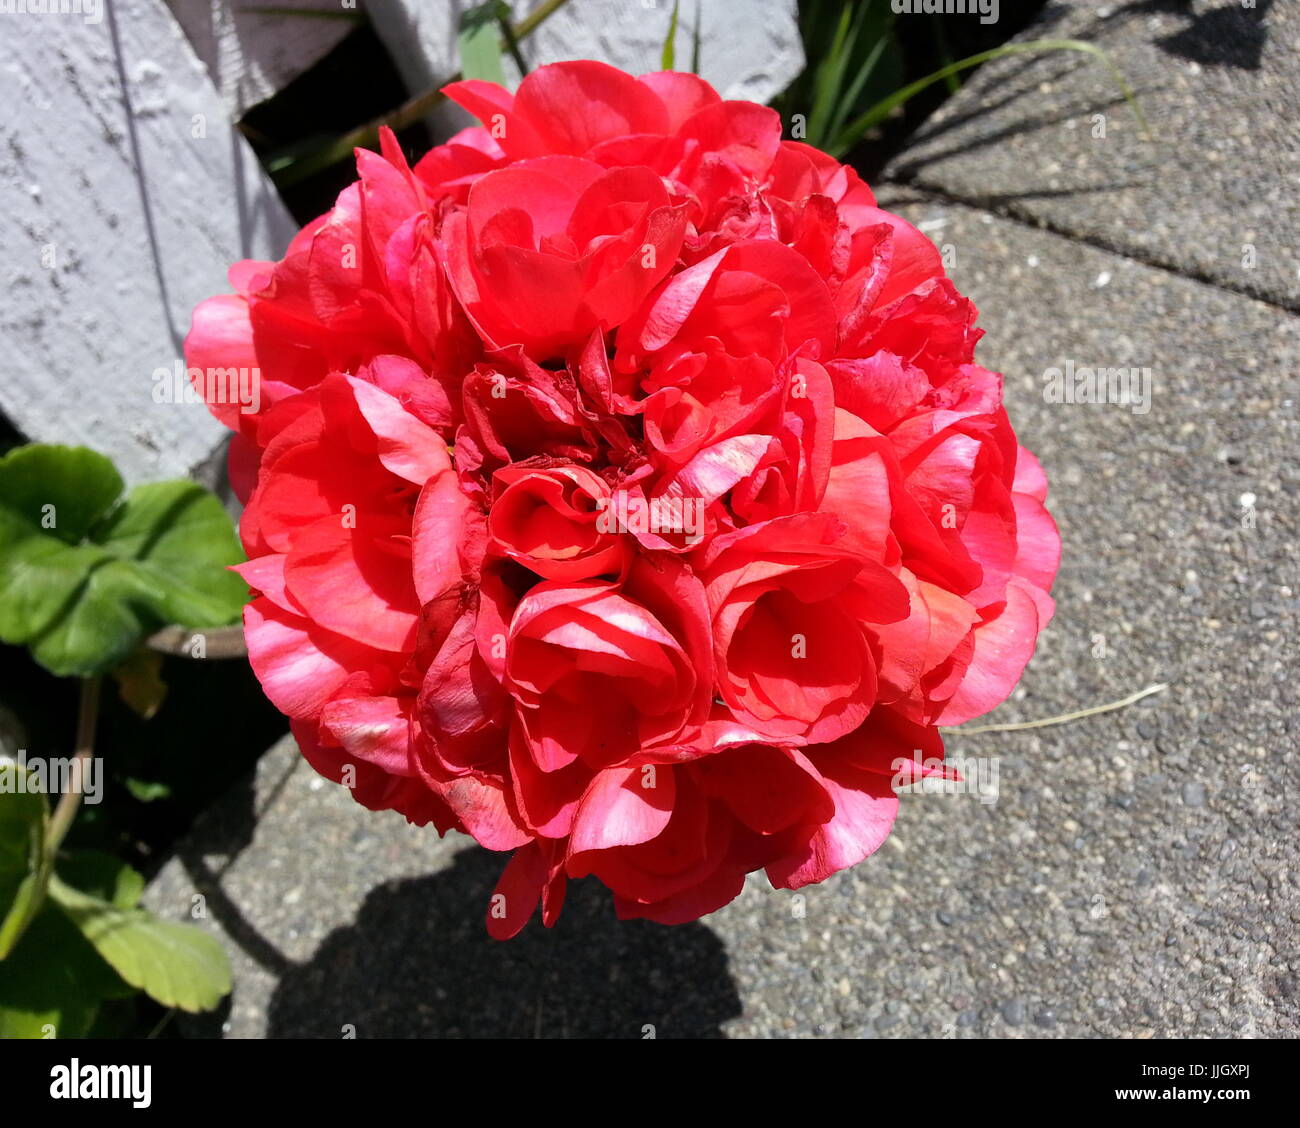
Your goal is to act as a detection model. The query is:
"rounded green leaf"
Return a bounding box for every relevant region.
[49,876,231,1013]
[0,445,248,677]
[93,480,248,629]
[0,444,123,546]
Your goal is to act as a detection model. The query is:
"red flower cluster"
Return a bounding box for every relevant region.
[188,62,1059,937]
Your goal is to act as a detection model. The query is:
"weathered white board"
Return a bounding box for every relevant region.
[0,0,297,484]
[164,0,356,117]
[0,0,804,488]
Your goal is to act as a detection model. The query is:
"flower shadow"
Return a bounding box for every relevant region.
[264,846,743,1039]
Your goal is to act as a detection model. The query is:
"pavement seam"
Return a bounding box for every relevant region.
[882,177,1300,317]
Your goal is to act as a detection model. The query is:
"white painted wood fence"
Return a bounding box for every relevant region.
[0,0,802,485]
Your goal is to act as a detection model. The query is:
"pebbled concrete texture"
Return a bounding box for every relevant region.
[144,737,745,1039]
[146,197,1300,1038]
[144,1,1300,1039]
[711,193,1299,1039]
[885,0,1300,311]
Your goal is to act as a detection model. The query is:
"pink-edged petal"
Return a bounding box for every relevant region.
[442,772,531,851]
[613,866,746,925]
[513,61,669,154]
[569,764,676,855]
[411,465,479,604]
[766,755,898,889]
[935,579,1042,726]
[1012,444,1050,501]
[185,293,257,432]
[636,70,722,130]
[231,553,298,615]
[340,375,451,485]
[1012,491,1061,596]
[318,694,415,776]
[282,514,419,653]
[678,100,782,177]
[243,598,383,720]
[441,78,549,159]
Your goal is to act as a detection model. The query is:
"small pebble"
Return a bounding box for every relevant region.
[1182,781,1206,807]
[1002,999,1026,1026]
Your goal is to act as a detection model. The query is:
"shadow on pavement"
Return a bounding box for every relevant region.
[1112,0,1275,71]
[266,846,743,1038]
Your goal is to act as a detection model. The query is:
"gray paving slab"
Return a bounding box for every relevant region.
[884,0,1300,311]
[146,196,1299,1037]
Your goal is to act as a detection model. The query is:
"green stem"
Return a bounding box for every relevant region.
[1,676,101,958]
[513,0,569,39]
[45,676,101,853]
[497,9,529,77]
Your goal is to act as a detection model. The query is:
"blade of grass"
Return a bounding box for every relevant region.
[662,0,680,71]
[823,28,889,148]
[954,684,1168,734]
[807,2,856,148]
[690,0,701,74]
[828,37,1149,157]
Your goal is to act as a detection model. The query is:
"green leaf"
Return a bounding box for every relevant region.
[459,1,508,85]
[0,445,247,678]
[94,481,249,629]
[0,903,131,1038]
[0,763,47,960]
[661,0,680,71]
[1,852,149,1036]
[807,2,857,150]
[49,876,231,1013]
[24,559,159,679]
[124,778,171,803]
[0,444,122,545]
[56,851,145,911]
